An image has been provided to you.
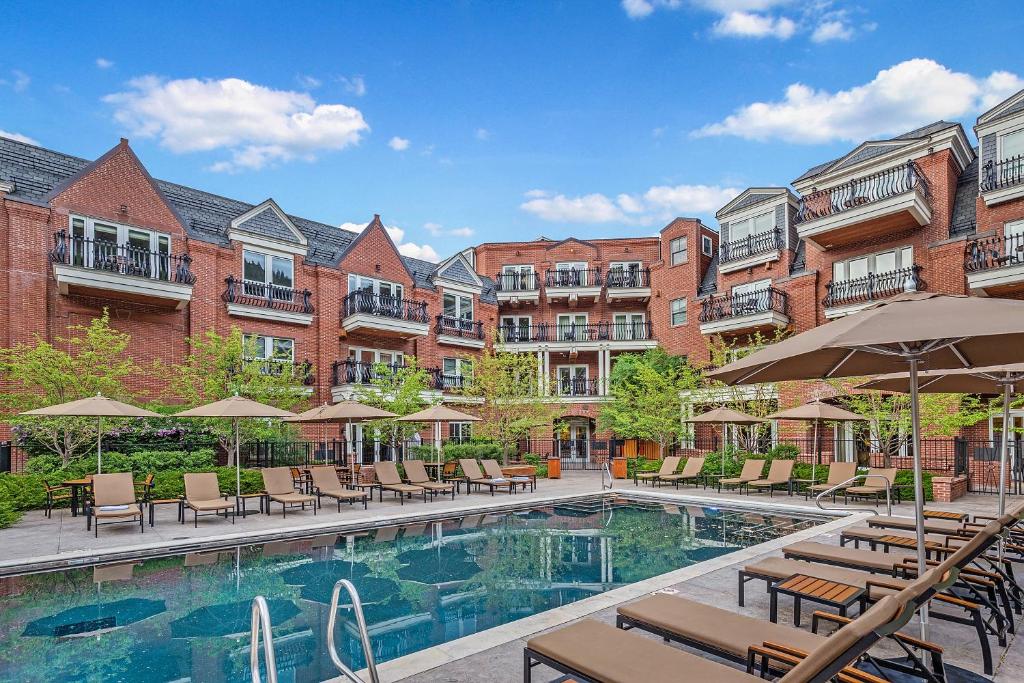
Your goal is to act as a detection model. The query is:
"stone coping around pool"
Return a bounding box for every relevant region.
[0,487,842,576]
[341,510,874,683]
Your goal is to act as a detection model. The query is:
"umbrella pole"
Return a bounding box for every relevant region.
[721,421,726,476]
[998,378,1012,518]
[436,420,442,483]
[235,418,241,501]
[907,358,929,641]
[97,415,103,474]
[812,420,819,483]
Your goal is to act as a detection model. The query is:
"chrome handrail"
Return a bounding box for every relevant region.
[601,462,613,490]
[814,474,891,516]
[250,596,279,683]
[327,579,380,683]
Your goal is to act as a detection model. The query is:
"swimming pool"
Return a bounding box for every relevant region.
[0,495,826,682]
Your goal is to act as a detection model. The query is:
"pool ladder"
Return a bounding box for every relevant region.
[814,475,891,516]
[249,579,379,683]
[601,461,613,490]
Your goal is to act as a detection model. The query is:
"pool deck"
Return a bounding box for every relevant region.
[1,472,1020,681]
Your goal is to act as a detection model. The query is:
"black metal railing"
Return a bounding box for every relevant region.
[699,287,789,323]
[494,271,540,291]
[435,315,484,340]
[50,230,195,284]
[965,232,1024,272]
[795,161,930,225]
[243,359,315,386]
[556,377,600,397]
[223,275,313,314]
[982,155,1024,193]
[719,228,782,264]
[516,438,624,470]
[545,268,601,288]
[331,359,406,386]
[431,371,468,392]
[823,265,923,308]
[497,320,653,343]
[606,268,651,288]
[342,290,428,323]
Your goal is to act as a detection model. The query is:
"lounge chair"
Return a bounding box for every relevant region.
[440,460,463,491]
[182,472,236,527]
[524,596,906,683]
[459,458,514,495]
[804,461,857,501]
[86,472,144,537]
[42,479,71,518]
[374,461,427,504]
[309,466,368,511]
[404,460,456,500]
[482,459,533,492]
[718,459,765,493]
[747,459,795,497]
[657,456,705,488]
[633,456,680,486]
[844,467,898,505]
[262,467,317,517]
[866,515,968,536]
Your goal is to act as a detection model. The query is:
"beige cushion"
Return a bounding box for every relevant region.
[783,541,912,572]
[268,491,315,504]
[93,506,141,519]
[186,498,233,511]
[92,472,137,507]
[381,483,424,494]
[867,516,964,534]
[319,488,367,501]
[262,467,295,496]
[184,472,223,502]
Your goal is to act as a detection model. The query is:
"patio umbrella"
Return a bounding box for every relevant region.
[21,394,160,474]
[169,599,298,638]
[685,407,766,476]
[767,400,865,481]
[173,395,296,501]
[23,598,166,637]
[285,401,396,465]
[708,291,1024,638]
[397,405,481,480]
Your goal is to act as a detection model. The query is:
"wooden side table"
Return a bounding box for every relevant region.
[877,534,945,559]
[923,509,968,522]
[770,574,863,627]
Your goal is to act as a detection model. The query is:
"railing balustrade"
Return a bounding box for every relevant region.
[435,315,484,340]
[556,377,600,397]
[823,265,923,308]
[494,271,539,291]
[331,359,407,386]
[496,320,653,343]
[719,228,782,263]
[223,275,313,313]
[981,154,1024,193]
[342,290,428,323]
[795,161,930,225]
[605,267,651,288]
[431,371,467,392]
[244,359,316,386]
[545,268,601,288]
[965,231,1024,272]
[50,230,195,284]
[699,287,789,323]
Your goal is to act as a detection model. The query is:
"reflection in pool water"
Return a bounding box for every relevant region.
[0,496,824,682]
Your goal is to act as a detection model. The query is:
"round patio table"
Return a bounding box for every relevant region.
[61,478,92,517]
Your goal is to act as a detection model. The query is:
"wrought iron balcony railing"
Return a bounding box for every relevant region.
[795,161,930,225]
[431,371,468,392]
[719,228,782,263]
[497,320,653,343]
[435,315,484,340]
[50,230,195,284]
[605,267,651,288]
[544,268,602,288]
[823,265,922,308]
[981,155,1024,193]
[494,271,540,291]
[965,232,1024,272]
[342,290,428,323]
[223,275,313,314]
[331,359,407,386]
[556,377,600,397]
[243,359,315,386]
[699,287,789,323]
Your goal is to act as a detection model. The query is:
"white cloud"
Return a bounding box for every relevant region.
[694,59,1024,144]
[339,220,441,263]
[621,0,682,19]
[388,136,410,151]
[96,58,115,69]
[104,76,369,172]
[296,74,321,89]
[474,128,490,141]
[521,193,627,224]
[521,184,739,224]
[0,69,30,92]
[339,75,366,97]
[0,129,39,145]
[425,222,474,238]
[811,20,853,42]
[713,11,795,39]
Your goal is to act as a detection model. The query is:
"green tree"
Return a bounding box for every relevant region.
[158,327,309,464]
[0,310,138,464]
[356,356,435,455]
[599,348,700,457]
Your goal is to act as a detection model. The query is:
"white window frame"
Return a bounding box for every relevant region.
[347,347,404,366]
[501,264,535,277]
[701,235,713,257]
[556,364,589,395]
[449,421,472,442]
[243,334,295,363]
[442,292,474,320]
[348,274,404,300]
[609,261,642,272]
[612,312,645,340]
[443,357,473,378]
[730,210,774,242]
[557,313,588,341]
[670,236,687,266]
[731,278,771,298]
[68,214,172,278]
[832,246,913,282]
[998,124,1024,162]
[670,298,687,327]
[242,247,295,297]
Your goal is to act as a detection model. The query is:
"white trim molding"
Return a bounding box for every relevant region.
[341,313,430,338]
[437,334,486,349]
[796,185,931,248]
[967,261,1024,295]
[545,285,601,304]
[52,263,193,310]
[225,302,313,326]
[698,310,790,336]
[823,301,875,320]
[718,249,781,275]
[496,289,540,305]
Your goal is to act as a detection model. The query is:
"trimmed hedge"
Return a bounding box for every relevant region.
[23,449,217,479]
[442,442,504,461]
[0,496,20,529]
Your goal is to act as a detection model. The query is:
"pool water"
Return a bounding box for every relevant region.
[0,496,824,682]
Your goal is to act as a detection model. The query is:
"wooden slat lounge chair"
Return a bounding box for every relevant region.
[844,467,898,505]
[459,458,514,495]
[657,456,705,488]
[43,479,71,518]
[182,472,236,527]
[262,467,317,517]
[718,459,765,493]
[804,461,857,501]
[374,461,426,504]
[440,460,463,492]
[404,460,456,500]
[748,459,795,497]
[633,456,680,486]
[86,472,144,537]
[309,466,368,511]
[482,459,533,492]
[524,596,905,683]
[866,515,968,536]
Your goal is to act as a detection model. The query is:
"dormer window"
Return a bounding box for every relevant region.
[348,274,404,299]
[443,292,473,321]
[243,248,293,299]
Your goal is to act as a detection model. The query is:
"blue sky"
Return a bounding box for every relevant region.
[3,1,1022,262]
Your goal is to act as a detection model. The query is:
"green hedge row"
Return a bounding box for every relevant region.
[23,449,217,479]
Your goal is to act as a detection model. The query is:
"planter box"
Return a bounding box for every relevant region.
[547,458,561,479]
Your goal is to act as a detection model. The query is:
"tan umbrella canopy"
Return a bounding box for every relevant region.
[174,395,296,499]
[708,292,1024,639]
[397,406,481,480]
[767,400,865,481]
[685,407,765,476]
[22,394,160,473]
[285,401,397,465]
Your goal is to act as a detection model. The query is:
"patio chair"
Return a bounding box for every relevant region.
[747,459,795,497]
[458,458,514,495]
[717,459,765,493]
[134,473,155,502]
[843,467,898,506]
[309,466,368,511]
[482,459,533,492]
[42,480,71,518]
[86,472,144,537]
[804,461,857,501]
[633,456,680,486]
[656,456,705,488]
[440,460,463,491]
[289,466,312,494]
[182,472,235,527]
[373,461,427,504]
[262,467,317,517]
[403,460,456,500]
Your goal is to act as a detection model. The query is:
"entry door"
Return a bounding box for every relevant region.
[557,366,587,396]
[613,313,645,340]
[568,421,590,458]
[833,422,856,463]
[558,314,587,340]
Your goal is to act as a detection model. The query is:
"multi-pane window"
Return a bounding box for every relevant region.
[243,249,294,298]
[832,246,913,282]
[68,215,171,280]
[557,313,587,340]
[243,334,294,362]
[731,210,774,242]
[554,261,589,286]
[348,274,404,299]
[449,421,472,442]
[702,235,713,257]
[670,237,687,266]
[670,298,687,326]
[1000,128,1024,161]
[612,312,645,340]
[500,315,531,342]
[443,293,473,320]
[500,264,535,289]
[443,357,473,381]
[608,261,643,287]
[556,365,588,395]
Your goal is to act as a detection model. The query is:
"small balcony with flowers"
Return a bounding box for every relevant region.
[341,290,430,338]
[698,286,790,336]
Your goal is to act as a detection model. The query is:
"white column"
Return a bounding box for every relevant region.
[603,349,612,395]
[536,350,544,393]
[543,349,551,394]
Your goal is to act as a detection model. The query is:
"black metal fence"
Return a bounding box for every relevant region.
[517,438,624,470]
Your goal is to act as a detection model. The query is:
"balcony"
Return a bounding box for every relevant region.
[222,275,313,325]
[718,228,783,274]
[496,320,655,350]
[244,359,316,387]
[544,268,602,304]
[435,315,486,348]
[49,230,195,309]
[795,161,931,249]
[494,271,540,306]
[980,155,1024,206]
[605,268,652,302]
[699,287,790,336]
[341,291,429,338]
[823,266,923,318]
[555,377,600,398]
[965,232,1024,295]
[431,370,469,393]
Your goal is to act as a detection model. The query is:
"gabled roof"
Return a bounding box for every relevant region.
[543,236,597,251]
[976,88,1024,128]
[336,214,417,284]
[716,187,795,219]
[230,198,306,246]
[433,252,483,289]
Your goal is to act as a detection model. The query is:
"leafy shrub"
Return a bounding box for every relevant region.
[0,473,48,513]
[24,449,217,478]
[443,442,504,461]
[408,444,439,461]
[893,469,934,502]
[0,496,21,529]
[149,468,265,499]
[626,457,664,479]
[767,443,800,460]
